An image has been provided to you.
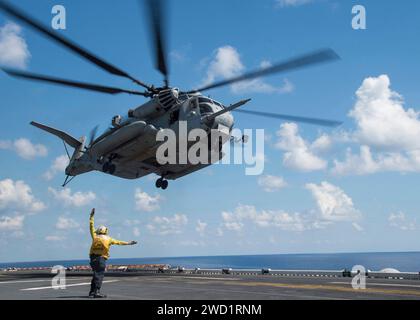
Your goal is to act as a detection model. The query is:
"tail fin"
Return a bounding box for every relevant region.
[31,121,88,186]
[30,121,82,149]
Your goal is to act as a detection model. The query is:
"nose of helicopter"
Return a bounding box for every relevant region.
[213,111,234,130]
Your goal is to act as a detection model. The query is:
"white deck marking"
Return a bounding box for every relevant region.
[330,281,420,289]
[21,280,118,291]
[177,276,240,281]
[0,278,87,285]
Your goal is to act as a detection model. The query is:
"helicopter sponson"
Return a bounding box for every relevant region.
[89,121,160,158]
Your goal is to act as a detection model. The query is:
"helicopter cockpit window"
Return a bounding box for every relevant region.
[191,98,199,110]
[199,104,212,115]
[198,97,212,104]
[178,94,189,101]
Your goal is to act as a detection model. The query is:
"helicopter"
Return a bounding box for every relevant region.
[0,0,342,190]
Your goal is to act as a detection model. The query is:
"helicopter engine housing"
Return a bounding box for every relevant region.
[129,88,180,119]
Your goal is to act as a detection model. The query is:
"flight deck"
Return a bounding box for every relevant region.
[1,267,420,300]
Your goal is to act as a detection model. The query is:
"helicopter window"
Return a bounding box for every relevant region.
[178,94,189,101]
[198,97,212,104]
[191,98,200,110]
[199,104,212,115]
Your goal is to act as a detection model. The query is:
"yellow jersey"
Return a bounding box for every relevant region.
[89,216,128,259]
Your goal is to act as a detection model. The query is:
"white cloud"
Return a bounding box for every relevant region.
[170,44,191,63]
[48,187,96,207]
[260,60,272,69]
[147,214,188,236]
[389,212,416,231]
[331,75,420,176]
[220,183,361,234]
[0,22,31,69]
[202,45,243,85]
[0,179,46,213]
[311,134,333,153]
[305,182,361,222]
[332,146,420,175]
[56,216,80,230]
[43,155,69,180]
[221,204,309,232]
[276,0,313,7]
[0,215,24,231]
[232,78,294,95]
[123,219,140,227]
[0,138,48,160]
[201,45,294,94]
[258,175,287,192]
[170,50,185,62]
[275,123,327,172]
[179,240,205,247]
[45,235,66,242]
[195,220,207,236]
[134,188,162,212]
[350,75,420,151]
[133,227,141,237]
[352,222,364,232]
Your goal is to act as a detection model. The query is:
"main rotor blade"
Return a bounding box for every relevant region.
[0,0,152,90]
[187,49,340,94]
[2,68,148,96]
[144,0,169,86]
[234,109,342,127]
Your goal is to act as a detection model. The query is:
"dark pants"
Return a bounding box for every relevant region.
[89,255,106,293]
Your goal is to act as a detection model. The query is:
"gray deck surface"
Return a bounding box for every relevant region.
[1,271,420,300]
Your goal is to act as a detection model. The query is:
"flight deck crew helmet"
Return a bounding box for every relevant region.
[96,226,108,235]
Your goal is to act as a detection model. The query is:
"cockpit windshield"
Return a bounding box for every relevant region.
[179,94,225,110]
[198,97,225,116]
[198,97,224,108]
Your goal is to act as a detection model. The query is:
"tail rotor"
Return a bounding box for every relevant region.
[87,125,99,148]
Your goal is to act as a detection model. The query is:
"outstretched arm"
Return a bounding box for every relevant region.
[89,208,95,240]
[110,239,138,246]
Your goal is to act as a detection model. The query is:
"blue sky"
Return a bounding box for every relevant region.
[1,0,420,263]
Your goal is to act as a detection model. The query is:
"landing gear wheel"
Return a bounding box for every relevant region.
[155,178,163,188]
[155,178,168,190]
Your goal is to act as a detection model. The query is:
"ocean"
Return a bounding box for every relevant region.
[1,252,420,272]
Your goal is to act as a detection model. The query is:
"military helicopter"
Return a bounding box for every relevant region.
[0,0,342,190]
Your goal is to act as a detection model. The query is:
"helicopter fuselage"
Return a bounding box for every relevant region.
[65,89,235,184]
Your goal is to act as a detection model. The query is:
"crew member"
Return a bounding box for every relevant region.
[89,208,137,298]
